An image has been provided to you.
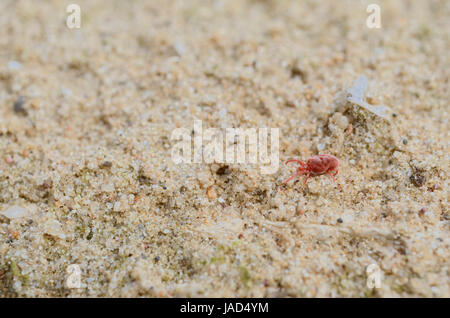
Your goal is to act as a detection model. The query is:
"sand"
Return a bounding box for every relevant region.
[0,0,448,297]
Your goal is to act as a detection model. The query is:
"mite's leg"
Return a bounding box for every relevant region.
[283,169,306,184]
[327,170,338,182]
[303,172,311,184]
[285,159,306,168]
[283,172,299,184]
[327,171,337,182]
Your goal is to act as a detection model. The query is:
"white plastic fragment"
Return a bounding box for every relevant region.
[347,75,368,102]
[1,206,29,219]
[346,75,392,120]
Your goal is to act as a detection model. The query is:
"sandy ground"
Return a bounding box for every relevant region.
[0,0,448,297]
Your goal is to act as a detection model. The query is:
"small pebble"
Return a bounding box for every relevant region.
[43,219,65,239]
[331,113,349,129]
[1,206,29,219]
[13,96,27,115]
[102,183,115,192]
[101,161,112,168]
[113,201,121,212]
[337,218,343,223]
[216,165,230,175]
[345,124,353,135]
[60,88,72,97]
[410,172,426,187]
[290,59,308,82]
[173,41,185,56]
[206,186,217,199]
[8,61,22,71]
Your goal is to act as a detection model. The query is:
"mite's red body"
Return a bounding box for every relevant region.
[284,154,339,184]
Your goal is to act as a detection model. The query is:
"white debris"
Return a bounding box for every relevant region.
[1,206,29,219]
[346,75,392,120]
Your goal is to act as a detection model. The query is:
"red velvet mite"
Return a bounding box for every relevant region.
[284,154,339,184]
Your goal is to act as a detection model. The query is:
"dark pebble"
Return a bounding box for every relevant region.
[290,65,308,82]
[13,96,27,115]
[154,256,160,262]
[402,139,408,145]
[410,173,426,187]
[216,165,230,175]
[337,218,343,223]
[101,161,112,168]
